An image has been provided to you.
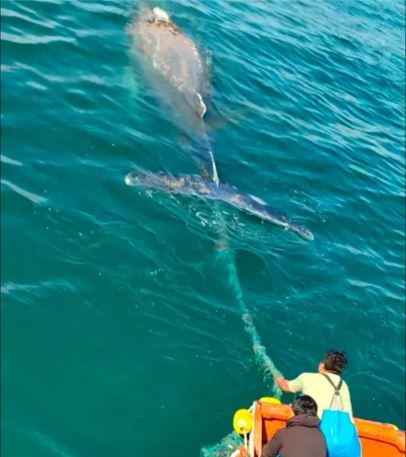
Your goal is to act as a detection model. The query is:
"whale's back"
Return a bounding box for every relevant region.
[130,11,208,117]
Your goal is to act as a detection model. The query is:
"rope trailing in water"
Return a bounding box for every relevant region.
[206,140,282,398]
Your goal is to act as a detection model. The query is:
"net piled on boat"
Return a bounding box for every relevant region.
[200,432,243,457]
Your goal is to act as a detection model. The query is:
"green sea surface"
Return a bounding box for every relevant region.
[1,1,405,456]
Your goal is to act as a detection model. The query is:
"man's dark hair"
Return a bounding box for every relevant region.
[292,395,318,416]
[322,350,348,374]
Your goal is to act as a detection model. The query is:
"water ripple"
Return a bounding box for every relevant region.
[1,179,47,204]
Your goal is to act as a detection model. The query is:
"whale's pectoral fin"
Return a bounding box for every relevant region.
[205,107,250,133]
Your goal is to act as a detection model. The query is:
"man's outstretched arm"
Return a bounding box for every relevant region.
[274,376,291,392]
[274,373,305,393]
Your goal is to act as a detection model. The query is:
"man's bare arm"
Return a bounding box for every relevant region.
[274,376,291,392]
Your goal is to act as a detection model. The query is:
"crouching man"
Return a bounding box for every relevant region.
[262,395,326,457]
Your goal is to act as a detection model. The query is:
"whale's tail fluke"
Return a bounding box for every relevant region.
[125,169,313,241]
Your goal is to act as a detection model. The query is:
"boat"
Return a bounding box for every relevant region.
[231,399,405,457]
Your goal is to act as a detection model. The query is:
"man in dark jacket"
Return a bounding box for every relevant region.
[262,395,326,457]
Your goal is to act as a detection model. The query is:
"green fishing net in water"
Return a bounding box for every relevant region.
[200,432,244,457]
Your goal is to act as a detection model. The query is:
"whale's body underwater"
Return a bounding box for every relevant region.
[127,7,313,241]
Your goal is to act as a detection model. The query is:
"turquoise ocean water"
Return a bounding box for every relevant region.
[1,0,405,456]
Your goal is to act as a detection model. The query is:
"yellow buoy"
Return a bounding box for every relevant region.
[233,409,253,435]
[259,397,281,404]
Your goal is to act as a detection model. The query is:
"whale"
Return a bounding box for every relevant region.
[127,6,313,241]
[129,6,209,118]
[125,169,313,240]
[128,6,218,183]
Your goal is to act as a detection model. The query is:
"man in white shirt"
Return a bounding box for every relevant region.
[274,350,353,419]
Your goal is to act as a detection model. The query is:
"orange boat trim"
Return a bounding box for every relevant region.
[250,401,405,457]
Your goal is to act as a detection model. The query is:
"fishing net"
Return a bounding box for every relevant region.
[215,244,283,398]
[200,432,244,457]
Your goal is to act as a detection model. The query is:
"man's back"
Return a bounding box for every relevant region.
[262,414,326,457]
[288,372,352,419]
